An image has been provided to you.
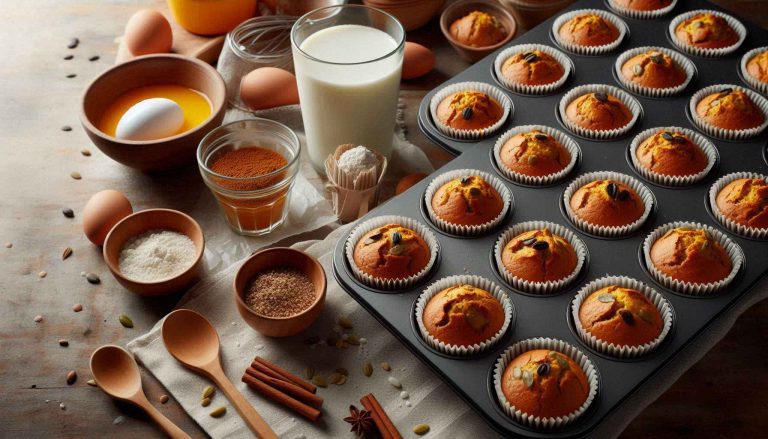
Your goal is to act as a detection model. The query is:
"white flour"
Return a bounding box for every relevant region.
[337,145,379,177]
[118,230,196,282]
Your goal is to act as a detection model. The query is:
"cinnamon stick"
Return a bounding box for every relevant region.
[242,373,322,422]
[361,393,401,439]
[253,356,316,393]
[245,367,324,408]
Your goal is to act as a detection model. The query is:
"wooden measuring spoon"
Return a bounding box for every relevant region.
[90,345,191,439]
[161,309,277,439]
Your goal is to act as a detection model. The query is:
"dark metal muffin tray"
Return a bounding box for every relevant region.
[333,0,768,436]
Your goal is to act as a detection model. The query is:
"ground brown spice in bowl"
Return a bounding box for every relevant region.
[245,267,317,317]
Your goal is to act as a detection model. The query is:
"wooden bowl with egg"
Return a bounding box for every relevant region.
[80,54,226,172]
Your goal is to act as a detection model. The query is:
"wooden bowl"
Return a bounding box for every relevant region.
[440,0,517,62]
[234,248,326,337]
[80,54,226,172]
[103,209,205,296]
[363,0,444,31]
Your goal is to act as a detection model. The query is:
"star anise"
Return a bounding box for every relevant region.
[344,404,375,437]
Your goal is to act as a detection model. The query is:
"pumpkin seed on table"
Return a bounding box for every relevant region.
[159,394,169,404]
[118,314,134,328]
[66,370,77,385]
[336,374,347,385]
[38,271,47,278]
[62,208,74,218]
[66,73,77,79]
[334,367,349,376]
[80,149,91,157]
[201,397,211,407]
[86,379,97,387]
[304,366,315,380]
[328,373,342,385]
[67,38,79,49]
[346,335,360,346]
[312,375,327,388]
[380,362,391,372]
[63,54,74,60]
[70,171,81,180]
[72,303,83,312]
[62,247,73,260]
[413,424,430,435]
[202,385,215,399]
[86,273,100,284]
[88,55,100,62]
[362,362,373,377]
[387,376,402,389]
[59,339,69,347]
[209,406,226,418]
[338,315,353,329]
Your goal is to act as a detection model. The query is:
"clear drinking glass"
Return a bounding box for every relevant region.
[291,4,405,173]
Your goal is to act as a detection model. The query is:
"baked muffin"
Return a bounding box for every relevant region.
[450,11,507,48]
[500,50,565,86]
[649,227,732,284]
[558,13,620,47]
[501,228,578,283]
[578,285,663,346]
[675,13,739,49]
[620,50,687,89]
[431,175,504,226]
[422,284,505,347]
[569,179,645,227]
[565,92,633,131]
[498,130,571,177]
[715,178,768,229]
[635,130,708,177]
[746,50,768,84]
[353,224,431,280]
[695,88,765,131]
[501,349,589,418]
[436,90,504,131]
[611,0,672,11]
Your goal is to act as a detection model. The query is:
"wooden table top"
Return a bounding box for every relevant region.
[1,1,766,437]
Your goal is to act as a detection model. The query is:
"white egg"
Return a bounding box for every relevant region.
[115,98,184,141]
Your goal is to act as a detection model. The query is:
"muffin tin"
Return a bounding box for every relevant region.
[333,0,768,436]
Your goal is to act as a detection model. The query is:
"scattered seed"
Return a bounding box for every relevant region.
[209,406,226,418]
[67,38,79,49]
[537,363,551,377]
[362,362,373,377]
[391,231,402,245]
[66,73,77,79]
[597,293,615,303]
[304,367,315,380]
[521,237,537,247]
[719,87,733,96]
[63,54,74,60]
[620,309,635,325]
[662,131,675,141]
[87,379,97,387]
[59,339,69,347]
[462,107,473,120]
[532,241,549,251]
[346,335,360,346]
[328,373,342,384]
[202,385,215,399]
[381,362,391,372]
[523,52,538,63]
[38,271,47,278]
[61,125,72,132]
[335,367,349,376]
[387,376,402,389]
[413,424,430,435]
[62,208,75,218]
[201,397,211,407]
[468,187,481,196]
[336,374,347,385]
[88,55,100,62]
[118,314,134,328]
[606,182,618,199]
[113,415,124,425]
[522,370,533,388]
[60,402,66,410]
[86,273,100,284]
[650,54,664,64]
[389,244,406,256]
[72,303,83,312]
[34,315,43,323]
[460,176,471,185]
[632,64,643,76]
[534,133,548,141]
[312,375,327,388]
[400,391,409,400]
[80,149,91,157]
[62,247,73,261]
[594,92,608,102]
[160,394,169,404]
[66,370,77,385]
[364,233,383,245]
[338,315,353,329]
[70,171,81,180]
[512,367,522,379]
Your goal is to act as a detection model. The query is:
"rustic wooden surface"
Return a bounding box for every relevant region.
[0,1,766,438]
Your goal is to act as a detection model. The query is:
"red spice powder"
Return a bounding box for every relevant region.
[210,147,288,191]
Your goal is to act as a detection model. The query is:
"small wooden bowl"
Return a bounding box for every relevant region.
[440,0,517,62]
[234,248,326,338]
[80,54,226,172]
[103,209,205,296]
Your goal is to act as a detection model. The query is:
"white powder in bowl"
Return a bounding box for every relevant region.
[118,230,197,282]
[337,145,379,177]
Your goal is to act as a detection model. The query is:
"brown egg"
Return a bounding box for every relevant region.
[83,190,133,246]
[402,42,435,80]
[395,173,428,195]
[125,9,173,56]
[240,67,300,111]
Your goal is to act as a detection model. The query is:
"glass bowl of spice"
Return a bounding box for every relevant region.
[197,118,301,236]
[234,247,326,337]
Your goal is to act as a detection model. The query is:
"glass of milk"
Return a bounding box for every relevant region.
[291,5,405,172]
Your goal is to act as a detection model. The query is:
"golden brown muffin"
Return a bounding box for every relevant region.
[715,178,768,229]
[450,11,508,48]
[578,285,663,346]
[695,88,765,131]
[746,50,768,84]
[675,13,740,49]
[569,179,645,227]
[500,50,566,86]
[422,284,505,346]
[649,227,733,284]
[436,90,504,131]
[635,130,709,177]
[620,50,688,89]
[558,13,620,47]
[499,130,571,177]
[501,228,578,283]
[611,0,672,11]
[431,175,504,226]
[565,92,633,131]
[501,349,590,418]
[353,224,431,280]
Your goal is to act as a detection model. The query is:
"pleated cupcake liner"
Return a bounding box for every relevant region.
[493,337,599,429]
[492,125,581,186]
[493,220,587,294]
[614,46,695,97]
[740,47,768,95]
[629,126,717,187]
[668,10,746,57]
[424,169,513,236]
[607,0,677,19]
[709,172,768,239]
[558,84,642,140]
[552,9,628,56]
[689,84,768,140]
[414,275,514,357]
[571,275,673,359]
[345,215,439,291]
[429,81,513,140]
[642,221,744,296]
[563,171,654,237]
[493,44,574,95]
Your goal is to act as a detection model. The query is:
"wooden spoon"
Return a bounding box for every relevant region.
[161,309,277,439]
[90,345,190,439]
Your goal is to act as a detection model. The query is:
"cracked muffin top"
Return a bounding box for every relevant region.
[558,13,620,47]
[611,0,672,11]
[501,349,590,418]
[649,227,732,284]
[450,11,508,48]
[422,284,505,347]
[635,130,709,177]
[431,175,504,226]
[498,129,571,177]
[569,179,645,227]
[695,88,765,131]
[620,50,688,89]
[578,285,663,346]
[500,49,566,86]
[746,50,768,84]
[715,178,768,229]
[353,224,431,280]
[501,228,578,283]
[565,92,633,132]
[436,90,504,131]
[675,12,739,49]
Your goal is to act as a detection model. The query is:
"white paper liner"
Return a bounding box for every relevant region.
[563,171,654,237]
[642,221,744,296]
[614,46,695,97]
[629,126,717,187]
[709,172,768,239]
[493,125,581,186]
[607,0,677,19]
[493,44,573,95]
[689,84,768,140]
[325,144,388,224]
[424,169,513,236]
[551,9,628,56]
[414,275,514,357]
[741,47,768,95]
[558,84,642,140]
[571,275,673,358]
[493,221,587,294]
[668,10,746,57]
[429,81,513,140]
[345,215,439,291]
[493,337,599,429]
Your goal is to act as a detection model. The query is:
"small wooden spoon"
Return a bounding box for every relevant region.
[90,345,190,439]
[161,309,277,439]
